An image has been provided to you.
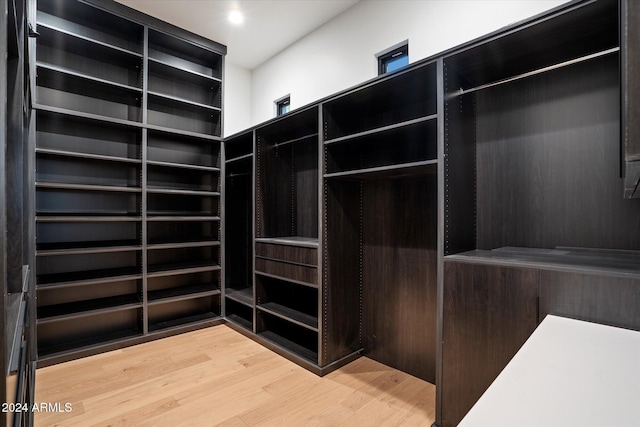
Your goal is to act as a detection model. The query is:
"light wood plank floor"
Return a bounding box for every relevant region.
[34,325,435,426]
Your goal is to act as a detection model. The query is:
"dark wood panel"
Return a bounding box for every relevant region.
[622,0,640,162]
[361,175,437,383]
[443,89,476,256]
[255,243,316,266]
[323,180,362,365]
[539,270,640,331]
[255,259,317,286]
[441,261,538,427]
[622,0,640,197]
[475,54,640,250]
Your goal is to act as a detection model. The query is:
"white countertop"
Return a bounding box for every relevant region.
[459,315,640,427]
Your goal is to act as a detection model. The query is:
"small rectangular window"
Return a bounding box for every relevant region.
[378,44,409,75]
[276,96,290,116]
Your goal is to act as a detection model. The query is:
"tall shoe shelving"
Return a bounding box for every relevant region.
[33,0,225,365]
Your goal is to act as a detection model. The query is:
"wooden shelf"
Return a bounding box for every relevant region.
[34,104,144,129]
[37,328,143,360]
[37,294,142,324]
[258,302,318,331]
[37,62,142,93]
[36,267,142,288]
[37,1,143,54]
[148,28,222,80]
[36,240,141,256]
[258,329,318,364]
[225,288,253,307]
[36,181,141,193]
[147,187,219,196]
[446,247,640,279]
[147,160,219,172]
[148,57,221,83]
[147,215,220,222]
[225,153,253,164]
[36,215,142,223]
[148,284,220,305]
[147,262,221,278]
[324,160,438,180]
[148,312,220,333]
[323,62,437,140]
[324,115,436,145]
[147,240,220,250]
[226,313,252,331]
[36,65,142,122]
[255,236,318,248]
[36,148,142,165]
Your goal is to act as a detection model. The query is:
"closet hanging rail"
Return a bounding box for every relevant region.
[447,47,619,99]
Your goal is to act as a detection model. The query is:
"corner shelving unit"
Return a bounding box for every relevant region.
[253,107,321,367]
[33,0,225,365]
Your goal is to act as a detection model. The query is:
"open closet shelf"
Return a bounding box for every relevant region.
[446,247,640,279]
[225,288,253,307]
[37,294,142,324]
[147,160,220,172]
[36,240,141,256]
[255,236,318,248]
[257,303,318,331]
[36,148,142,165]
[148,285,220,305]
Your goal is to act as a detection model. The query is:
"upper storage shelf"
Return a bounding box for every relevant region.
[36,25,143,88]
[256,107,319,240]
[37,0,144,55]
[323,62,437,141]
[443,0,619,95]
[148,29,223,80]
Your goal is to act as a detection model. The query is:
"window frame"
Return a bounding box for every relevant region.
[275,95,291,117]
[377,42,409,75]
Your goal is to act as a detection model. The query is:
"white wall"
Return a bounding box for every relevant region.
[223,61,252,137]
[249,0,569,126]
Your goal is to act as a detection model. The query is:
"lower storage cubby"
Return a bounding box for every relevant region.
[37,307,143,358]
[256,275,318,331]
[257,311,318,364]
[225,297,253,331]
[147,246,219,275]
[148,294,221,331]
[147,270,220,303]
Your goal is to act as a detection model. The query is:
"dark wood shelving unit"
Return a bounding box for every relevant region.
[32,0,226,365]
[5,2,640,426]
[438,1,640,425]
[322,60,439,382]
[252,108,323,365]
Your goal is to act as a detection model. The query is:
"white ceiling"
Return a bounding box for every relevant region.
[115,0,360,70]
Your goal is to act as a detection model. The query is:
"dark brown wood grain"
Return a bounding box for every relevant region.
[539,270,640,331]
[255,243,317,266]
[475,54,640,251]
[361,175,437,383]
[255,259,317,286]
[441,261,538,427]
[323,180,363,365]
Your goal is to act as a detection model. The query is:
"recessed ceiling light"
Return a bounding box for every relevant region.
[228,9,244,25]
